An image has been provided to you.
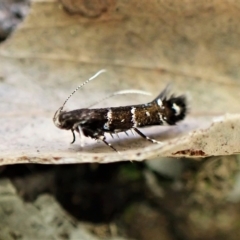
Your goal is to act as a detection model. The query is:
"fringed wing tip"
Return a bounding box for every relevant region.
[154,84,189,124]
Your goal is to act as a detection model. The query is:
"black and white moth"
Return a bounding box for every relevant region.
[53,70,187,152]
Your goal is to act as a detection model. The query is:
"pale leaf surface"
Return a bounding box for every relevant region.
[0,0,240,165]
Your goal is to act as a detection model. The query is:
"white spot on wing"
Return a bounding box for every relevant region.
[131,107,136,114]
[157,99,163,107]
[104,108,113,130]
[146,111,150,117]
[131,107,137,127]
[158,112,168,126]
[172,103,181,116]
[107,109,113,120]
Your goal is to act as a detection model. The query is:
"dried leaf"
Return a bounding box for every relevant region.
[0,0,240,165]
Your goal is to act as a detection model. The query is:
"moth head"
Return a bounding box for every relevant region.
[53,108,86,130]
[53,69,106,130]
[53,107,65,129]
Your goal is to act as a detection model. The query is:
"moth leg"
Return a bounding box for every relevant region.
[83,128,120,154]
[109,133,114,139]
[133,128,162,144]
[130,129,136,136]
[124,131,129,136]
[71,129,76,144]
[78,125,85,147]
[99,136,120,154]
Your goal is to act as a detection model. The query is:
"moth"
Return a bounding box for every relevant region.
[53,70,187,153]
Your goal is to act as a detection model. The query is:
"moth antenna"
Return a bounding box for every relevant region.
[88,89,152,108]
[60,69,106,111]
